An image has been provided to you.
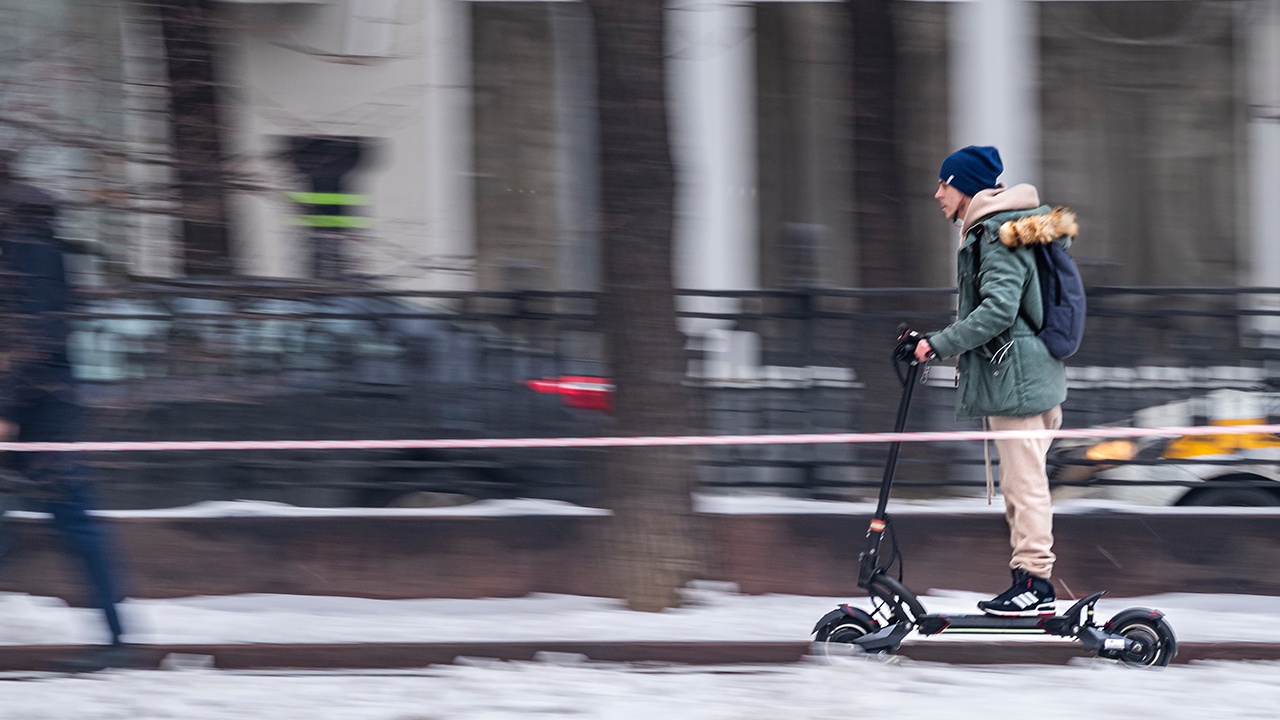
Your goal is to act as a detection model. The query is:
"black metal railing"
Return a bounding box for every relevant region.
[56,281,1280,507]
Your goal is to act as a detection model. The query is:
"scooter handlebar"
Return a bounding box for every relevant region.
[894,324,924,362]
[892,324,936,387]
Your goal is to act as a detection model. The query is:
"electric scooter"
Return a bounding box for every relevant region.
[811,327,1177,666]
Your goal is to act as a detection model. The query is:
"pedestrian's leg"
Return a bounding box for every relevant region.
[18,396,128,644]
[989,405,1062,578]
[45,479,126,643]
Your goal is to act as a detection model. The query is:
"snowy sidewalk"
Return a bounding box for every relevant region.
[4,586,1280,669]
[7,497,1280,669]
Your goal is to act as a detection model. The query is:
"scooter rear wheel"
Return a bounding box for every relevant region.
[1110,618,1176,667]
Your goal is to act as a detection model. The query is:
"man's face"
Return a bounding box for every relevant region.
[934,181,968,224]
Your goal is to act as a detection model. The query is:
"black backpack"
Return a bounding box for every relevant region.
[1021,242,1086,359]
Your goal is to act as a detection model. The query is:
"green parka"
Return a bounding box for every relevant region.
[926,184,1074,421]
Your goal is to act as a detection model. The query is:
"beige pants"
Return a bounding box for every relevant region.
[989,405,1062,579]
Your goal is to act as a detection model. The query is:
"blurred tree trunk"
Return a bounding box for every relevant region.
[848,1,921,457]
[585,0,702,612]
[155,0,234,275]
[850,0,907,289]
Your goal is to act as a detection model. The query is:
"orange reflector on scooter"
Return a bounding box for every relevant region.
[869,519,886,533]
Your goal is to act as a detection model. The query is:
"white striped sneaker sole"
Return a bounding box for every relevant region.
[980,590,1056,617]
[980,604,1056,617]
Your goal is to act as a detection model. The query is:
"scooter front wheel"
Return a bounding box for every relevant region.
[813,607,881,659]
[816,612,880,643]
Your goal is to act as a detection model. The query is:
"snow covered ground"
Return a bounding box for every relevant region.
[74,494,1280,519]
[0,586,1278,719]
[0,656,1276,720]
[17,494,1270,649]
[3,496,1280,718]
[4,586,1280,647]
[0,636,1278,719]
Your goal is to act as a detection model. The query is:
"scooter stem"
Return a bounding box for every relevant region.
[875,358,920,520]
[859,344,922,586]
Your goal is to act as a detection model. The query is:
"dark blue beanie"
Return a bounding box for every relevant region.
[939,145,1003,198]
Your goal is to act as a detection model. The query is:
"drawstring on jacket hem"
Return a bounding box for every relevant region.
[983,416,995,504]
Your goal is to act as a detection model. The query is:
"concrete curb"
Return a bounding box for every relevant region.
[3,641,1278,673]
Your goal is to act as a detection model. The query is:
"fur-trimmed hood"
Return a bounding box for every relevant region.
[962,183,1040,234]
[998,207,1078,248]
[960,183,1077,248]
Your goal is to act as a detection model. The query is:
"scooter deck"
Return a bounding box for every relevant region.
[917,612,1073,637]
[850,612,1077,653]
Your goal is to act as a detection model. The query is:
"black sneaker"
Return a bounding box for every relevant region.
[977,569,1056,617]
[51,642,149,673]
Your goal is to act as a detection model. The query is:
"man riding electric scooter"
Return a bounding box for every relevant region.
[811,147,1174,663]
[914,146,1073,617]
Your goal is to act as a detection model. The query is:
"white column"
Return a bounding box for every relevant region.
[949,0,1040,188]
[550,3,600,291]
[1248,0,1280,286]
[1246,0,1280,340]
[119,0,180,277]
[423,0,476,291]
[667,0,758,292]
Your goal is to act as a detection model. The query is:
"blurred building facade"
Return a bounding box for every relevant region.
[1,0,1278,505]
[0,0,1278,297]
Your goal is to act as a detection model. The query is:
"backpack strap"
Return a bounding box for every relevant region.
[1020,244,1060,334]
[1018,245,1044,333]
[971,226,1040,333]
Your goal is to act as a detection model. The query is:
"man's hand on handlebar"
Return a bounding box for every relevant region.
[913,338,936,364]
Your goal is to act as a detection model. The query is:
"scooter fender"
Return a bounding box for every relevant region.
[1103,607,1173,635]
[811,604,873,635]
[1101,607,1178,659]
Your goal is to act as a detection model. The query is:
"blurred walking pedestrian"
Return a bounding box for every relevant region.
[913,146,1076,617]
[0,150,132,667]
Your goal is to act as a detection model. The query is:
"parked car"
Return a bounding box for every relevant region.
[1050,389,1280,507]
[66,280,606,509]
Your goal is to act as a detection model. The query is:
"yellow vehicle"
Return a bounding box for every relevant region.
[1051,389,1280,507]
